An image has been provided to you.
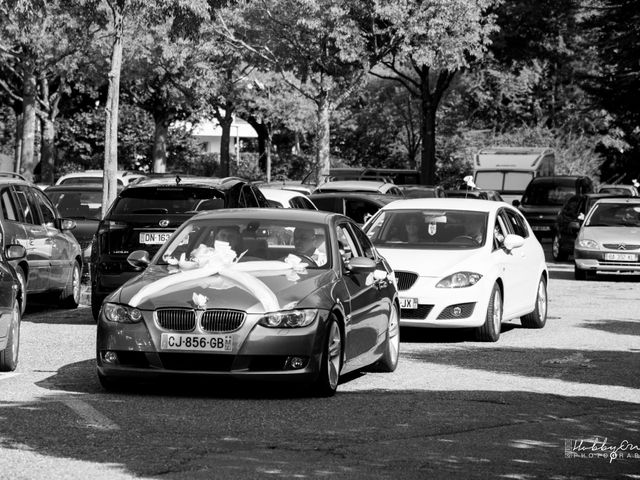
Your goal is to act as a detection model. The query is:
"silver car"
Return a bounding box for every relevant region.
[574,198,640,279]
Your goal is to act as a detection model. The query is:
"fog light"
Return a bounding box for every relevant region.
[104,351,118,364]
[452,306,462,317]
[286,356,307,370]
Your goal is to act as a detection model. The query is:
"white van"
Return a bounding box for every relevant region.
[473,147,555,205]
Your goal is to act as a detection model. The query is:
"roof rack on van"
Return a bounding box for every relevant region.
[0,171,28,181]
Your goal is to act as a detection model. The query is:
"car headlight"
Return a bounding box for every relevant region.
[103,303,143,323]
[577,239,599,249]
[258,309,318,328]
[436,272,482,288]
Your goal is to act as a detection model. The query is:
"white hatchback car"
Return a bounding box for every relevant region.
[364,198,548,341]
[260,188,318,210]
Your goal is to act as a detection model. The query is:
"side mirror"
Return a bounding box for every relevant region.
[503,234,525,251]
[5,244,26,260]
[127,250,150,269]
[512,199,521,207]
[60,219,76,231]
[347,256,376,272]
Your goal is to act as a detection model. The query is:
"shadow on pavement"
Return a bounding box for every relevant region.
[4,377,639,479]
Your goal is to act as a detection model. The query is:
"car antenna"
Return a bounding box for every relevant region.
[176,175,182,185]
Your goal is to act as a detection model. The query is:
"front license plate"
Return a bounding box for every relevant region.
[604,253,638,262]
[140,232,172,244]
[400,297,418,309]
[532,226,551,231]
[160,333,233,352]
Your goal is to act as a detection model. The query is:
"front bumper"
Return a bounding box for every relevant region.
[574,248,640,273]
[96,309,330,383]
[396,276,491,328]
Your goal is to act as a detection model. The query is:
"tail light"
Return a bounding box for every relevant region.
[97,220,128,234]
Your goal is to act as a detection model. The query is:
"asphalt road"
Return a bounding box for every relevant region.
[1,247,639,479]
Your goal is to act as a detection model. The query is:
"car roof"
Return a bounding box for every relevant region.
[381,198,506,213]
[126,176,245,190]
[45,184,120,193]
[591,197,640,206]
[309,192,397,204]
[313,180,395,192]
[188,207,339,223]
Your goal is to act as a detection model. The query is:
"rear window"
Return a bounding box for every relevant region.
[111,187,225,215]
[522,180,577,206]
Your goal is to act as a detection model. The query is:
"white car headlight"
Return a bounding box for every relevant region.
[436,272,482,288]
[578,239,599,249]
[258,309,318,328]
[103,303,143,323]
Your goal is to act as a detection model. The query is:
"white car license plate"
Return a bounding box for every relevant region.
[160,333,233,352]
[140,232,172,244]
[604,253,638,262]
[532,226,551,231]
[400,297,418,309]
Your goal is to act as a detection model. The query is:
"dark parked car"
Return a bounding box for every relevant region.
[90,176,269,320]
[310,192,398,225]
[517,176,594,239]
[552,193,625,261]
[96,208,399,396]
[0,227,26,371]
[0,173,82,313]
[45,184,122,275]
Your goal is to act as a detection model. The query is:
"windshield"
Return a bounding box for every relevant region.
[155,218,331,269]
[475,171,534,191]
[365,209,488,249]
[585,203,640,227]
[522,182,577,206]
[112,187,225,215]
[48,190,103,220]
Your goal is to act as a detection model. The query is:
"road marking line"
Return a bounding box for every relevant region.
[0,372,20,381]
[61,397,120,431]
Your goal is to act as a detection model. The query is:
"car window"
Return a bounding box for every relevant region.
[336,223,360,262]
[252,187,269,207]
[48,190,104,220]
[239,185,259,208]
[349,223,375,260]
[0,188,19,221]
[503,208,529,238]
[311,197,338,213]
[111,187,225,215]
[298,197,316,210]
[13,185,41,225]
[32,188,57,226]
[493,215,508,250]
[345,199,379,224]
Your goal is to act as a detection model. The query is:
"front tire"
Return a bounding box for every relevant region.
[313,317,343,397]
[372,303,400,372]
[60,261,81,308]
[0,302,21,372]
[15,267,27,315]
[552,233,568,261]
[521,276,547,328]
[475,283,502,342]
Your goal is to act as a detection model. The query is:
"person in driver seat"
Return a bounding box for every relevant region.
[293,227,327,266]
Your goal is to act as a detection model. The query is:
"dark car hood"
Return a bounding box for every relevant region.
[114,263,337,313]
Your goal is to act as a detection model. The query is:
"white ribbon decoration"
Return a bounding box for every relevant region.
[128,242,308,311]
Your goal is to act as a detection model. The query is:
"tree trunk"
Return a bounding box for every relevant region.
[419,68,436,186]
[217,106,234,177]
[18,70,37,181]
[103,8,123,217]
[40,116,55,184]
[315,95,331,185]
[152,114,169,173]
[13,107,23,170]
